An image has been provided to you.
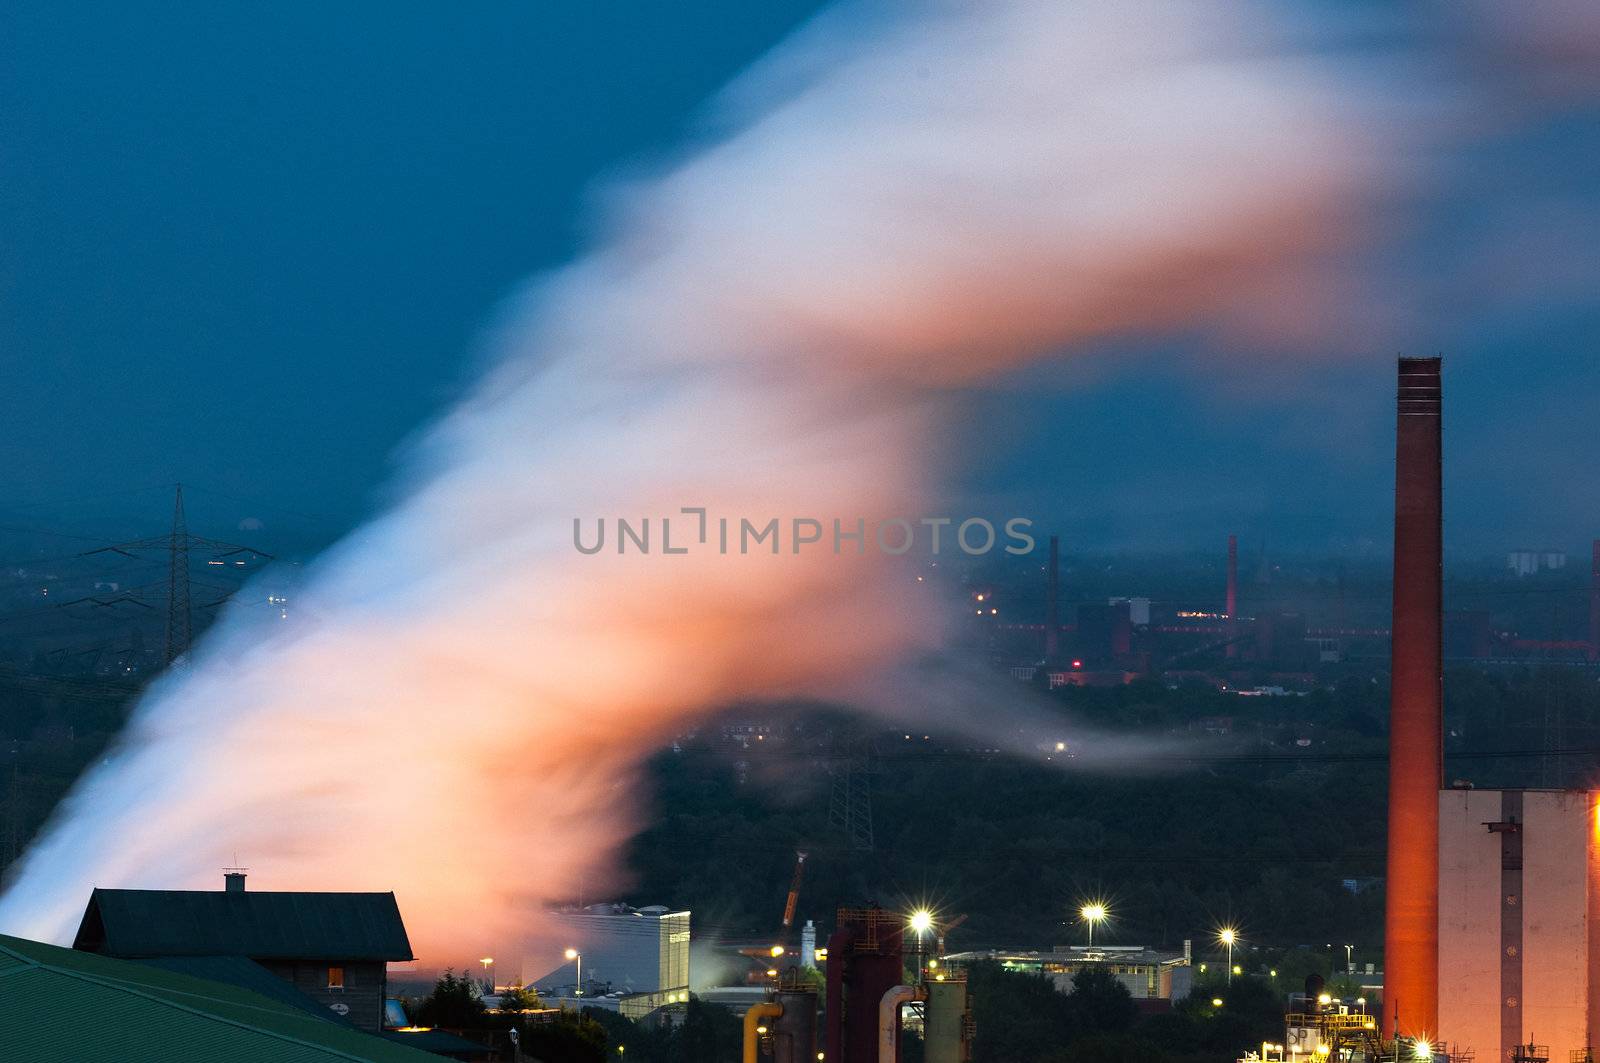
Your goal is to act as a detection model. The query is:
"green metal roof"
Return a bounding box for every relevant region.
[0,934,444,1062]
[74,887,414,961]
[138,954,356,1022]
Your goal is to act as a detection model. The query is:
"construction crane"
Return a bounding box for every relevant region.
[737,850,813,982]
[780,850,808,931]
[936,913,968,957]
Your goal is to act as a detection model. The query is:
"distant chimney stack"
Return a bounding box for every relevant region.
[1046,536,1060,659]
[1589,539,1599,663]
[224,870,247,892]
[1225,535,1239,659]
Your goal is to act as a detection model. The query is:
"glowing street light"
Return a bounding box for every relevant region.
[565,948,582,996]
[1218,928,1238,982]
[479,956,495,991]
[909,910,935,983]
[1080,903,1108,948]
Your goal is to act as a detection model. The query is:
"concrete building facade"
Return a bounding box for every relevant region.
[1438,789,1599,1063]
[528,903,690,1010]
[943,945,1191,1001]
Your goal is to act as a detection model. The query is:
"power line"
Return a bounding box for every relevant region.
[74,484,274,667]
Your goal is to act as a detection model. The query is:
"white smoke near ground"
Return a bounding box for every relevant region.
[0,0,1592,962]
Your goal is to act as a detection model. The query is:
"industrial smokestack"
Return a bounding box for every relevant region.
[1046,536,1061,659]
[1226,534,1239,660]
[1589,540,1599,663]
[1384,356,1443,1039]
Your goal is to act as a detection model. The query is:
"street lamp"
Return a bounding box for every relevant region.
[479,957,495,992]
[1218,928,1238,983]
[565,948,582,997]
[1080,904,1108,948]
[909,911,934,981]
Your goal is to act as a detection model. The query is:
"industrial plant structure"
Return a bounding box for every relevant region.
[1437,788,1598,1063]
[1380,357,1600,1063]
[814,907,971,1063]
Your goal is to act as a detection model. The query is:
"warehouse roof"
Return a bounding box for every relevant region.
[74,888,414,961]
[0,933,438,1062]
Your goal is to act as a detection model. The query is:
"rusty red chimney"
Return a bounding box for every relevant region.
[1385,356,1442,1040]
[1589,540,1599,663]
[1225,534,1239,659]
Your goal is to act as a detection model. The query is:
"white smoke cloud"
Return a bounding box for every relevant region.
[1,0,1587,961]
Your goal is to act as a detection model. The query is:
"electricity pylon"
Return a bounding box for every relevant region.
[81,484,272,666]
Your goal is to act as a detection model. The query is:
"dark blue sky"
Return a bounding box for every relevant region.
[3,2,1596,557]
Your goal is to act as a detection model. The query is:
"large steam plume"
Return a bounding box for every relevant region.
[1,0,1591,961]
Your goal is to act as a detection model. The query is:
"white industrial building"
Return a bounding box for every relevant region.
[1439,789,1598,1063]
[1507,551,1569,577]
[943,945,1192,1001]
[526,903,691,1018]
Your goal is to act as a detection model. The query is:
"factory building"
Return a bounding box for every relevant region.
[942,945,1192,1001]
[528,902,690,1018]
[1438,788,1599,1063]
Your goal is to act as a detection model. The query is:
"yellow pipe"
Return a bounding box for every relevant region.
[743,1001,783,1063]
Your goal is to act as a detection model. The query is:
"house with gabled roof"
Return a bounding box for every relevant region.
[72,871,414,1032]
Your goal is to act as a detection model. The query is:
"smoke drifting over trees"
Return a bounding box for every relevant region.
[2,0,1596,962]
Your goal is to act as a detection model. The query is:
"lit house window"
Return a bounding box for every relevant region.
[327,966,345,990]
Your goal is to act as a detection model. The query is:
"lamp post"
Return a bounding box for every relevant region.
[479,957,495,993]
[1080,904,1108,948]
[565,948,582,997]
[909,911,934,982]
[1219,928,1237,984]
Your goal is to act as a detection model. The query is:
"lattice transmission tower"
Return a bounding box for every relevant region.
[82,484,272,666]
[828,734,876,852]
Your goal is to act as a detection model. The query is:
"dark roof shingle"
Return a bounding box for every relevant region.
[74,888,414,961]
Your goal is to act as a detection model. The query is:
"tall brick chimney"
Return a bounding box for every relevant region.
[1385,357,1443,1039]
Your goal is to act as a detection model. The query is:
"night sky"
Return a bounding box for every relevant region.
[3,1,1597,556]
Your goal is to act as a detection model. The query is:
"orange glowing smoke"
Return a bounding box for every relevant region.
[2,0,1594,965]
